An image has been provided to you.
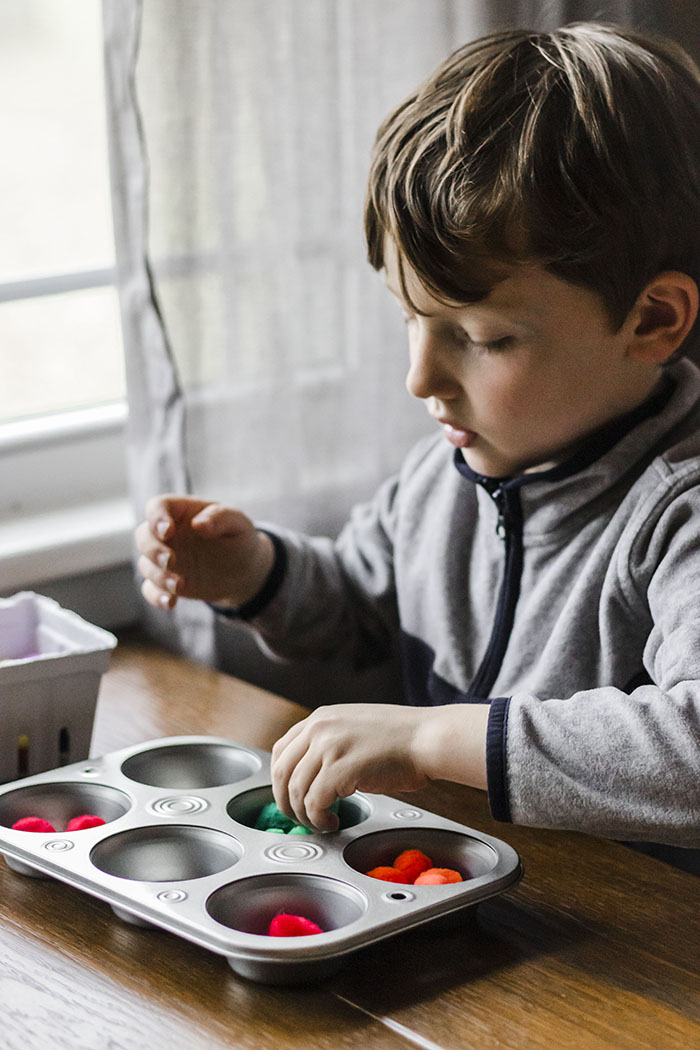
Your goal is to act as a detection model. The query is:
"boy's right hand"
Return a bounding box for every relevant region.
[134,495,275,610]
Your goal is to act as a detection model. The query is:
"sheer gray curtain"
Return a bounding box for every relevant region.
[102,0,698,704]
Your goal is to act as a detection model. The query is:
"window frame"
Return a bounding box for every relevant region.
[0,266,132,593]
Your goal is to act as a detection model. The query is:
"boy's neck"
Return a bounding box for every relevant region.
[520,369,671,476]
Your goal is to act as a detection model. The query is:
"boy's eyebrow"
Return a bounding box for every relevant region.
[384,277,437,317]
[386,273,541,333]
[384,273,538,334]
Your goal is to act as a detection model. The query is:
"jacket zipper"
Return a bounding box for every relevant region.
[491,485,507,538]
[466,482,524,699]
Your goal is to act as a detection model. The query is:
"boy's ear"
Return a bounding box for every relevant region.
[627,272,699,363]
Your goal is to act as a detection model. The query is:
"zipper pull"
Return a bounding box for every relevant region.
[492,487,507,538]
[477,477,509,538]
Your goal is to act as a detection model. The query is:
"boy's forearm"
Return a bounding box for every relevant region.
[415,703,489,790]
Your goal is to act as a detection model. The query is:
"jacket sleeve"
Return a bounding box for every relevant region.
[487,476,700,847]
[230,471,402,670]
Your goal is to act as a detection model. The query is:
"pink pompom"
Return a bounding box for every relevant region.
[414,867,463,885]
[268,913,323,936]
[12,816,55,833]
[66,814,106,832]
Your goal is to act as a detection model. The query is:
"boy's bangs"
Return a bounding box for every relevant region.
[365,22,700,351]
[367,171,517,312]
[364,38,530,309]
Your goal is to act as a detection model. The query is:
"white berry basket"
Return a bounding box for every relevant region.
[0,592,117,782]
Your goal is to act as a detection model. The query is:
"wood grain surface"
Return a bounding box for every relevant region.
[0,634,697,1050]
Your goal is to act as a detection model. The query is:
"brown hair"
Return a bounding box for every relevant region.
[365,22,700,347]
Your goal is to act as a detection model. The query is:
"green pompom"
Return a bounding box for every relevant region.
[254,801,296,833]
[255,797,342,834]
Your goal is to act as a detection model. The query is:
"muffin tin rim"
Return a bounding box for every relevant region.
[0,734,523,971]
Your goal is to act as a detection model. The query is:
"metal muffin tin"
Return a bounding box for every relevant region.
[0,735,522,984]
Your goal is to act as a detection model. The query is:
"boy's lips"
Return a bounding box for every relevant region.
[441,423,478,449]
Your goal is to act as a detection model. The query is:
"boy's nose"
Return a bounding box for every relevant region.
[405,324,461,401]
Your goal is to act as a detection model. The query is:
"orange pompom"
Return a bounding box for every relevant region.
[365,865,408,883]
[393,849,432,883]
[414,867,463,885]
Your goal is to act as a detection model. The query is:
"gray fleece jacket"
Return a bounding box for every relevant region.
[224,358,700,866]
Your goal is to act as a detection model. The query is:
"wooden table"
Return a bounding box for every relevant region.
[1,636,698,1050]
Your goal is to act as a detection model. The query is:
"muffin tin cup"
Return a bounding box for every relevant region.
[0,735,522,984]
[227,785,372,833]
[0,780,132,877]
[120,741,261,789]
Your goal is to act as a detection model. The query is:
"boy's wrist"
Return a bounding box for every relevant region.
[414,704,489,790]
[236,530,276,604]
[213,530,285,618]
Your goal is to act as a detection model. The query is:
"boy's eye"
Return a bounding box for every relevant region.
[476,336,513,351]
[464,334,514,352]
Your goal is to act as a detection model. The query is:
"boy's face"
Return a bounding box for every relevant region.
[384,241,657,477]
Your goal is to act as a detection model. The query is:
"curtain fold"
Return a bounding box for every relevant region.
[103,0,700,699]
[103,0,207,658]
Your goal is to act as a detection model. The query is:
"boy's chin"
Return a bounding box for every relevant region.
[461,445,558,478]
[459,446,515,479]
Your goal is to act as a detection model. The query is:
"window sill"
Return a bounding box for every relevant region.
[0,497,134,592]
[0,401,132,595]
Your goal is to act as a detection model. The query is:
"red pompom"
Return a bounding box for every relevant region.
[414,867,463,885]
[393,849,432,883]
[268,913,323,936]
[11,817,55,833]
[66,814,106,832]
[365,865,408,883]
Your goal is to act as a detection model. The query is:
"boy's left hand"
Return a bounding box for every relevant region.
[271,704,430,832]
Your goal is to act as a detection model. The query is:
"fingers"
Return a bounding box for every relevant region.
[134,520,172,568]
[136,496,191,609]
[190,503,253,539]
[138,495,217,574]
[145,494,178,541]
[139,496,251,555]
[271,719,342,832]
[270,704,429,832]
[271,722,308,820]
[144,494,214,541]
[140,575,177,610]
[137,552,182,609]
[136,494,261,609]
[137,495,210,609]
[133,517,181,609]
[282,749,326,831]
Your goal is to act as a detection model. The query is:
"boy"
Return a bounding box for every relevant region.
[135,23,700,870]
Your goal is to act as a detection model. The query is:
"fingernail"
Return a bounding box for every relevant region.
[156,519,170,539]
[157,551,170,570]
[158,593,172,607]
[165,576,178,593]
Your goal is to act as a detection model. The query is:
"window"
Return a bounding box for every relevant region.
[0,1,132,593]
